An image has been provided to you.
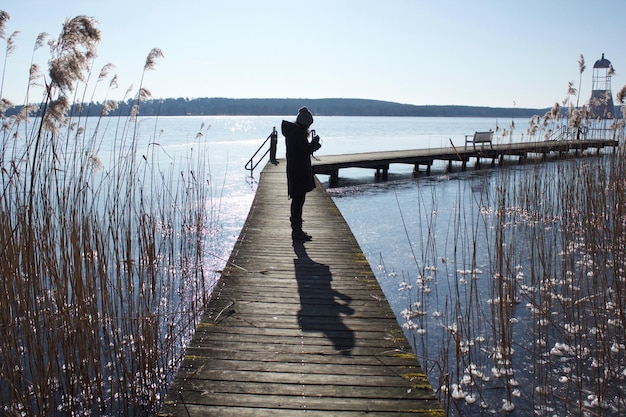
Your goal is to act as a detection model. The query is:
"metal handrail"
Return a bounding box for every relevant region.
[545,124,567,141]
[245,127,277,175]
[546,124,604,141]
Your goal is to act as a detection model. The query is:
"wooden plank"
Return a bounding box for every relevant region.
[158,162,445,416]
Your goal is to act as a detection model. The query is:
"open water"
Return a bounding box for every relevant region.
[92,115,623,416]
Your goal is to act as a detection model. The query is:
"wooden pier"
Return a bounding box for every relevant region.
[312,138,618,186]
[158,162,445,416]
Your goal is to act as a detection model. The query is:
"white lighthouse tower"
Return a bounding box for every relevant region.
[589,53,615,120]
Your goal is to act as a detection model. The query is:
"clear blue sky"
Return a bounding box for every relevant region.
[1,0,625,109]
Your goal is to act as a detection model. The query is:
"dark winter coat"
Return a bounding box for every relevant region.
[281,120,321,198]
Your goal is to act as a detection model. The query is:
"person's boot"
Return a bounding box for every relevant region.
[290,216,311,241]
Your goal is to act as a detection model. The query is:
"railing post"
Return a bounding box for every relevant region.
[269,127,278,164]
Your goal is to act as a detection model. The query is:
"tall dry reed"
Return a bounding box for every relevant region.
[0,12,216,416]
[381,72,626,415]
[385,137,625,416]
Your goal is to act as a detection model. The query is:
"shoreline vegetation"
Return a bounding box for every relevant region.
[370,147,626,416]
[5,97,552,119]
[1,13,217,416]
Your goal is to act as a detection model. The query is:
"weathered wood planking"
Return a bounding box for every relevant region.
[158,162,445,416]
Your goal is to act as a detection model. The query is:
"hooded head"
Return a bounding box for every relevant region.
[295,106,313,127]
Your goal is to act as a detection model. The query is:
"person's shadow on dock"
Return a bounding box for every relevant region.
[293,242,355,355]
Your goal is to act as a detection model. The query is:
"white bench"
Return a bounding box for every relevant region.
[465,131,493,150]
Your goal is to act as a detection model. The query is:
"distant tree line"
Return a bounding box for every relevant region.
[6,97,549,119]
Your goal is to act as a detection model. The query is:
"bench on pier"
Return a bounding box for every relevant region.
[465,130,493,149]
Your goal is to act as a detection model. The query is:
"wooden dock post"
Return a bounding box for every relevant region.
[375,164,389,180]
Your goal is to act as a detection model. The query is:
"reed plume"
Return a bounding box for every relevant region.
[576,54,585,108]
[144,48,164,71]
[617,84,626,104]
[0,11,9,40]
[48,16,101,92]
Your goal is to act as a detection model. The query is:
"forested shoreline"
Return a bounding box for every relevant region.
[6,97,549,118]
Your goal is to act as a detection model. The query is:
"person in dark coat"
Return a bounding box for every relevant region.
[281,107,321,241]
